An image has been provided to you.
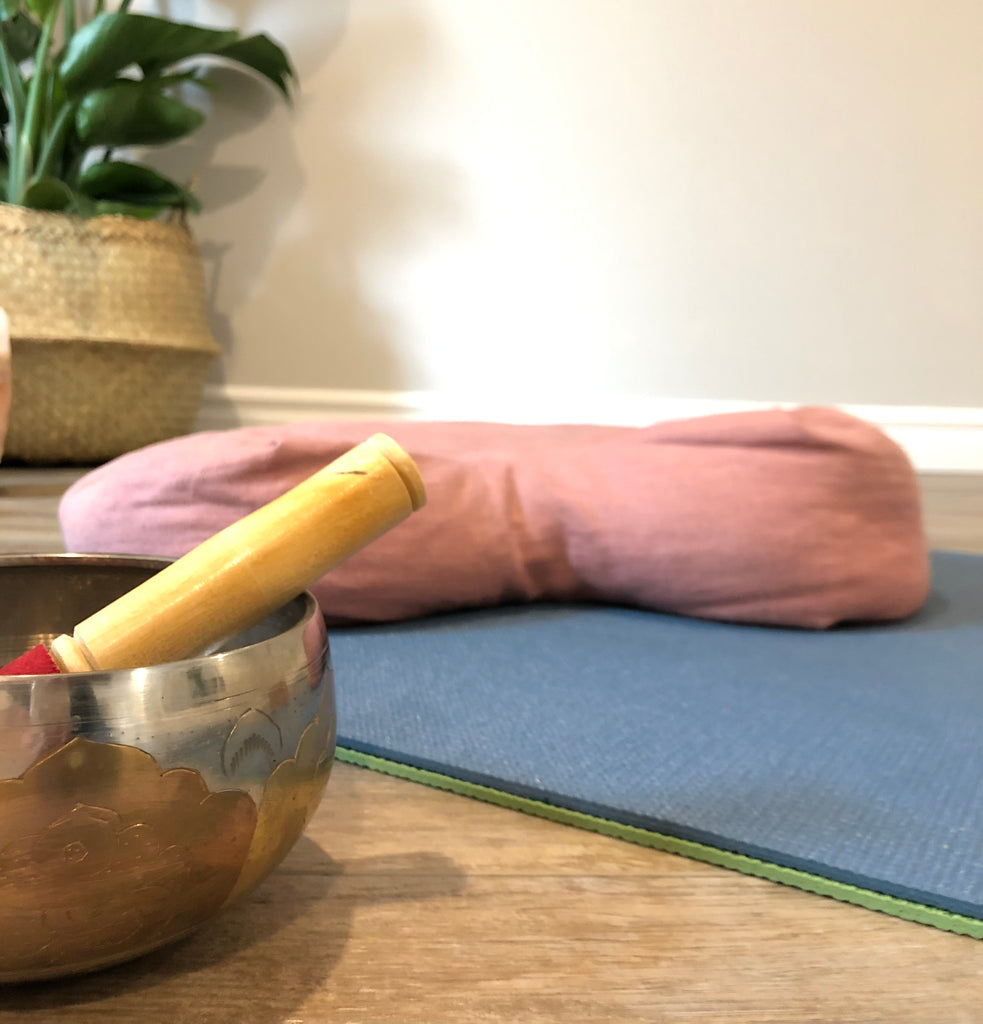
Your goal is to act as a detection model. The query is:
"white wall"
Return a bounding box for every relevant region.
[160,0,983,410]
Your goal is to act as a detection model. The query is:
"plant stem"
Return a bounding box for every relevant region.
[62,0,76,42]
[0,27,23,201]
[34,100,74,180]
[15,9,56,202]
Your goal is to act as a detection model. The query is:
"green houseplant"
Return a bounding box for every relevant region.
[0,1,294,462]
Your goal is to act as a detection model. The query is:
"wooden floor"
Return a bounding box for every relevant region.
[1,467,982,1023]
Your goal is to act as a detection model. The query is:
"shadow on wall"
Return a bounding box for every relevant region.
[152,0,466,401]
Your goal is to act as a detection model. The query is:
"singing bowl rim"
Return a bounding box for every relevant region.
[0,552,326,691]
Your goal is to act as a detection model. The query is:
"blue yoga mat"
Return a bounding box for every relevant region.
[329,550,983,936]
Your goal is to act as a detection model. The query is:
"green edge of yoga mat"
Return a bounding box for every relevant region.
[335,745,983,940]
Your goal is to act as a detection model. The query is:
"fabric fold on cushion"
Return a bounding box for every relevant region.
[58,407,930,630]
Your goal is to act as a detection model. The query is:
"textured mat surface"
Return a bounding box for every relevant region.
[329,551,983,935]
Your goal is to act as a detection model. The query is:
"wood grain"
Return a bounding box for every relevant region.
[1,468,982,1022]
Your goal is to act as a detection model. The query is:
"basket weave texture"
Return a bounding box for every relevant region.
[0,204,220,463]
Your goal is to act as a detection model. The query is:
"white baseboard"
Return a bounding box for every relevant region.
[196,384,983,474]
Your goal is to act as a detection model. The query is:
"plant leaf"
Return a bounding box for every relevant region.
[0,0,21,21]
[75,79,204,146]
[22,173,74,209]
[78,159,200,212]
[2,11,41,62]
[92,199,170,219]
[210,33,294,98]
[61,12,239,94]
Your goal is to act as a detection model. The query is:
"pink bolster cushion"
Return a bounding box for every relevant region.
[58,407,930,629]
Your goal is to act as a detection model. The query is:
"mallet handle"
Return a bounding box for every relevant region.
[49,433,426,672]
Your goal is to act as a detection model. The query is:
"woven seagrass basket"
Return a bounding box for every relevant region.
[0,203,220,463]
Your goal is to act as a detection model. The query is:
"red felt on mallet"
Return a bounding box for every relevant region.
[1,434,426,676]
[1,643,60,676]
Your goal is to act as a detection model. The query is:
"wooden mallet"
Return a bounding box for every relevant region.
[0,433,426,676]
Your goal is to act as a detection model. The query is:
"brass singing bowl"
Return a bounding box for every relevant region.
[0,554,335,983]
